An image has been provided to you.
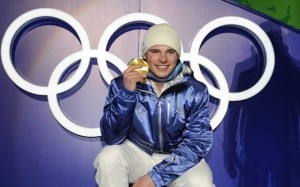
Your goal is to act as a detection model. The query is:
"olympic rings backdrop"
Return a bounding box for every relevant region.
[1,1,299,187]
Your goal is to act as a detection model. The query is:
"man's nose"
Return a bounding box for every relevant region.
[159,53,167,62]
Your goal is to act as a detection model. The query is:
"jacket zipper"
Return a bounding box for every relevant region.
[158,100,163,153]
[163,155,177,167]
[167,96,170,125]
[138,88,164,153]
[138,87,174,153]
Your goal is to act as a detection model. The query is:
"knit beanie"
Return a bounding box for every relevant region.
[142,23,181,56]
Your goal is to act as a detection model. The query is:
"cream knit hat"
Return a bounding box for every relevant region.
[142,23,181,56]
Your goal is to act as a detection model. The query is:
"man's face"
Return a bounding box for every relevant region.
[144,45,179,80]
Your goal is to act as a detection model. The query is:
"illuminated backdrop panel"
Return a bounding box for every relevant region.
[0,0,299,186]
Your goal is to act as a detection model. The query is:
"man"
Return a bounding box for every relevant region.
[94,23,214,187]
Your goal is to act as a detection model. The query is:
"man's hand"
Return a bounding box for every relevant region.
[132,174,155,187]
[123,64,147,91]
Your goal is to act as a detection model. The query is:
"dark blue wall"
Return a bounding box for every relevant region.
[0,1,299,186]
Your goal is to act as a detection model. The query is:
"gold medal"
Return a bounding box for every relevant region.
[128,58,149,77]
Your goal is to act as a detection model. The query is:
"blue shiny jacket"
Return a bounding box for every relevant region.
[100,64,213,186]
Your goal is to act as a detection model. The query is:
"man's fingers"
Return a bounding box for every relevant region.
[124,64,143,74]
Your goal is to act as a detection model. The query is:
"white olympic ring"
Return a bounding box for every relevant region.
[190,16,275,101]
[97,13,168,84]
[1,8,91,95]
[1,8,275,137]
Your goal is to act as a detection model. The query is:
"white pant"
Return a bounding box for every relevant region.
[94,140,215,187]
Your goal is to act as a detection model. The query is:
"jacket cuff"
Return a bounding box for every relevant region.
[118,84,136,101]
[148,169,164,187]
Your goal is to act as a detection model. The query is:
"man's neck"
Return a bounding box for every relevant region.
[155,82,164,94]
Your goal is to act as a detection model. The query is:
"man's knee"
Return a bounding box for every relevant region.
[94,145,125,169]
[170,160,214,187]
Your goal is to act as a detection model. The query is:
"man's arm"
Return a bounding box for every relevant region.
[100,65,146,145]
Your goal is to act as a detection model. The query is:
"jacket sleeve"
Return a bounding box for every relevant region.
[148,86,213,187]
[100,77,137,145]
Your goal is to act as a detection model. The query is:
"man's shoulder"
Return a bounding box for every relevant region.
[187,75,208,91]
[110,75,123,85]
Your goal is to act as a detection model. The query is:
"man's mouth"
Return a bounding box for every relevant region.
[156,65,169,70]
